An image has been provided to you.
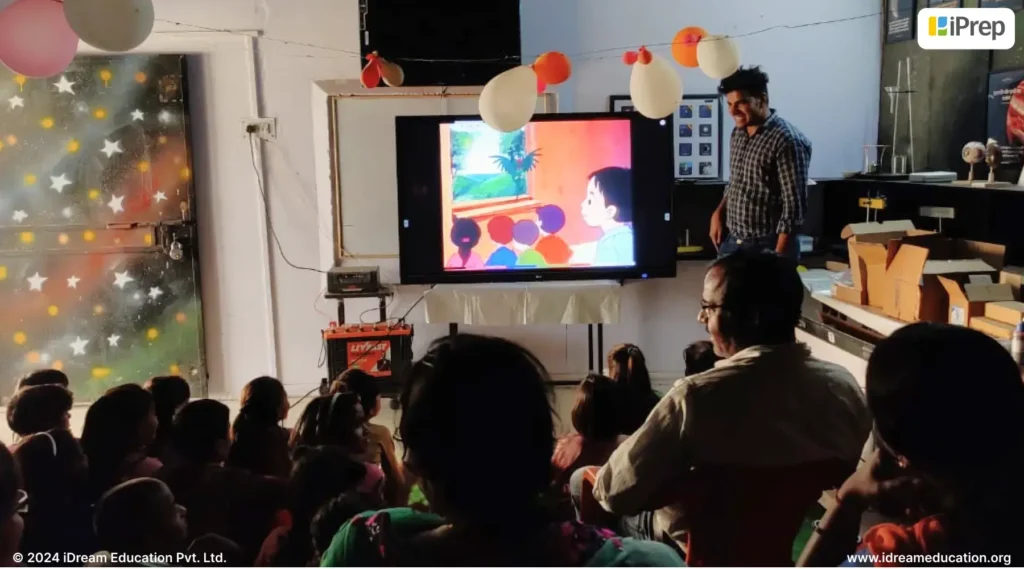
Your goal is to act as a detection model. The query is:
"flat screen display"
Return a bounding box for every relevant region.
[396,113,675,284]
[441,119,635,271]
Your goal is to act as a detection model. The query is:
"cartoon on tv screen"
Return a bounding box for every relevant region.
[440,119,635,272]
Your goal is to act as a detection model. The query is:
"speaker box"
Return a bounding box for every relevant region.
[359,0,522,87]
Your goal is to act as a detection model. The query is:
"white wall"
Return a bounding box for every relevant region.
[145,0,363,397]
[522,0,883,178]
[139,0,879,398]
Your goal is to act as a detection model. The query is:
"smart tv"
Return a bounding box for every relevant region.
[395,113,676,285]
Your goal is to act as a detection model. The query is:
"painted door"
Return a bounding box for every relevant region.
[0,55,205,400]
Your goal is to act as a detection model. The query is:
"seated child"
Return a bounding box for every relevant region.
[513,219,547,267]
[446,218,484,270]
[535,205,572,265]
[484,216,518,268]
[684,340,721,376]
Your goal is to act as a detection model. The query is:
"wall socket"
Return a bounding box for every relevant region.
[243,118,277,141]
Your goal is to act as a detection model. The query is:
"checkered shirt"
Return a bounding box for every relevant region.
[725,110,812,239]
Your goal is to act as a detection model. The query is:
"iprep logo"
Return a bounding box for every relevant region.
[918,8,1015,50]
[929,15,950,36]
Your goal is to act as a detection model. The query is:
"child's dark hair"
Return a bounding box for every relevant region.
[684,340,721,376]
[289,393,366,454]
[229,376,290,477]
[311,492,385,560]
[145,376,190,459]
[607,343,651,394]
[331,369,379,419]
[173,400,230,464]
[80,385,155,499]
[450,218,481,263]
[236,376,287,425]
[571,374,619,441]
[6,384,73,437]
[16,369,69,391]
[717,65,769,99]
[589,167,633,223]
[398,334,554,529]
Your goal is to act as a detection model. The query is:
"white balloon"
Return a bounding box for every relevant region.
[696,35,740,79]
[479,66,538,133]
[64,0,155,52]
[629,53,683,120]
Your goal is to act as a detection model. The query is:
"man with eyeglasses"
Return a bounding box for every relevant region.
[709,66,811,261]
[588,251,870,563]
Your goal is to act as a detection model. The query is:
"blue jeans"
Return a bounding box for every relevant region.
[568,467,655,540]
[717,233,800,262]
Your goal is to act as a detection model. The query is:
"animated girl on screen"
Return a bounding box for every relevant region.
[581,167,635,267]
[446,218,484,270]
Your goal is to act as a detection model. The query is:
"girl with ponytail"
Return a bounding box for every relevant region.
[228,376,291,477]
[607,344,660,436]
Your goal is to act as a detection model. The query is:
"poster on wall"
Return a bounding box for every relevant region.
[987,69,1024,164]
[610,94,722,180]
[677,95,722,179]
[980,0,1023,9]
[887,0,915,43]
[928,0,961,7]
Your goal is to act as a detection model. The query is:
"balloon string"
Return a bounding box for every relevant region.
[143,10,880,64]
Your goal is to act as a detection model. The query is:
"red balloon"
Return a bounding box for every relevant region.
[0,0,79,78]
[360,60,382,88]
[536,76,547,94]
[533,51,571,85]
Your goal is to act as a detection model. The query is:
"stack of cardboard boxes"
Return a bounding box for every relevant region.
[832,221,1024,340]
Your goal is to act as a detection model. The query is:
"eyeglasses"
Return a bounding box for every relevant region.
[699,301,724,313]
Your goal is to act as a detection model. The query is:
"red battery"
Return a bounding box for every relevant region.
[323,322,413,396]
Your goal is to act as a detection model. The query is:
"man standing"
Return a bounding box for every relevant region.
[586,251,871,564]
[709,66,811,260]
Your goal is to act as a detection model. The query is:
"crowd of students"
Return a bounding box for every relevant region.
[0,248,1021,566]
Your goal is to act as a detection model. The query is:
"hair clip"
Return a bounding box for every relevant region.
[42,430,57,457]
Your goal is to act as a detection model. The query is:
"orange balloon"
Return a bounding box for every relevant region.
[533,51,572,85]
[672,26,707,68]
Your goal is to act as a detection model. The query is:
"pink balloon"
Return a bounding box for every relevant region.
[0,0,79,78]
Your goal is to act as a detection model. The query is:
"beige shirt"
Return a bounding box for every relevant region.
[593,343,872,545]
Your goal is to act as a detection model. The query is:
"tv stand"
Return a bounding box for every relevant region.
[424,281,622,376]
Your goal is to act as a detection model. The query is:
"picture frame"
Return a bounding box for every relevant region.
[609,95,635,114]
[886,0,916,43]
[609,94,723,180]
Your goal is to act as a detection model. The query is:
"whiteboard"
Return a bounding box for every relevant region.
[332,92,556,282]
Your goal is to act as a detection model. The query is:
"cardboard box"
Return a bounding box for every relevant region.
[1000,266,1024,301]
[841,221,930,308]
[970,316,1016,340]
[985,300,1024,325]
[883,237,1006,323]
[937,278,1013,326]
[832,282,866,305]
